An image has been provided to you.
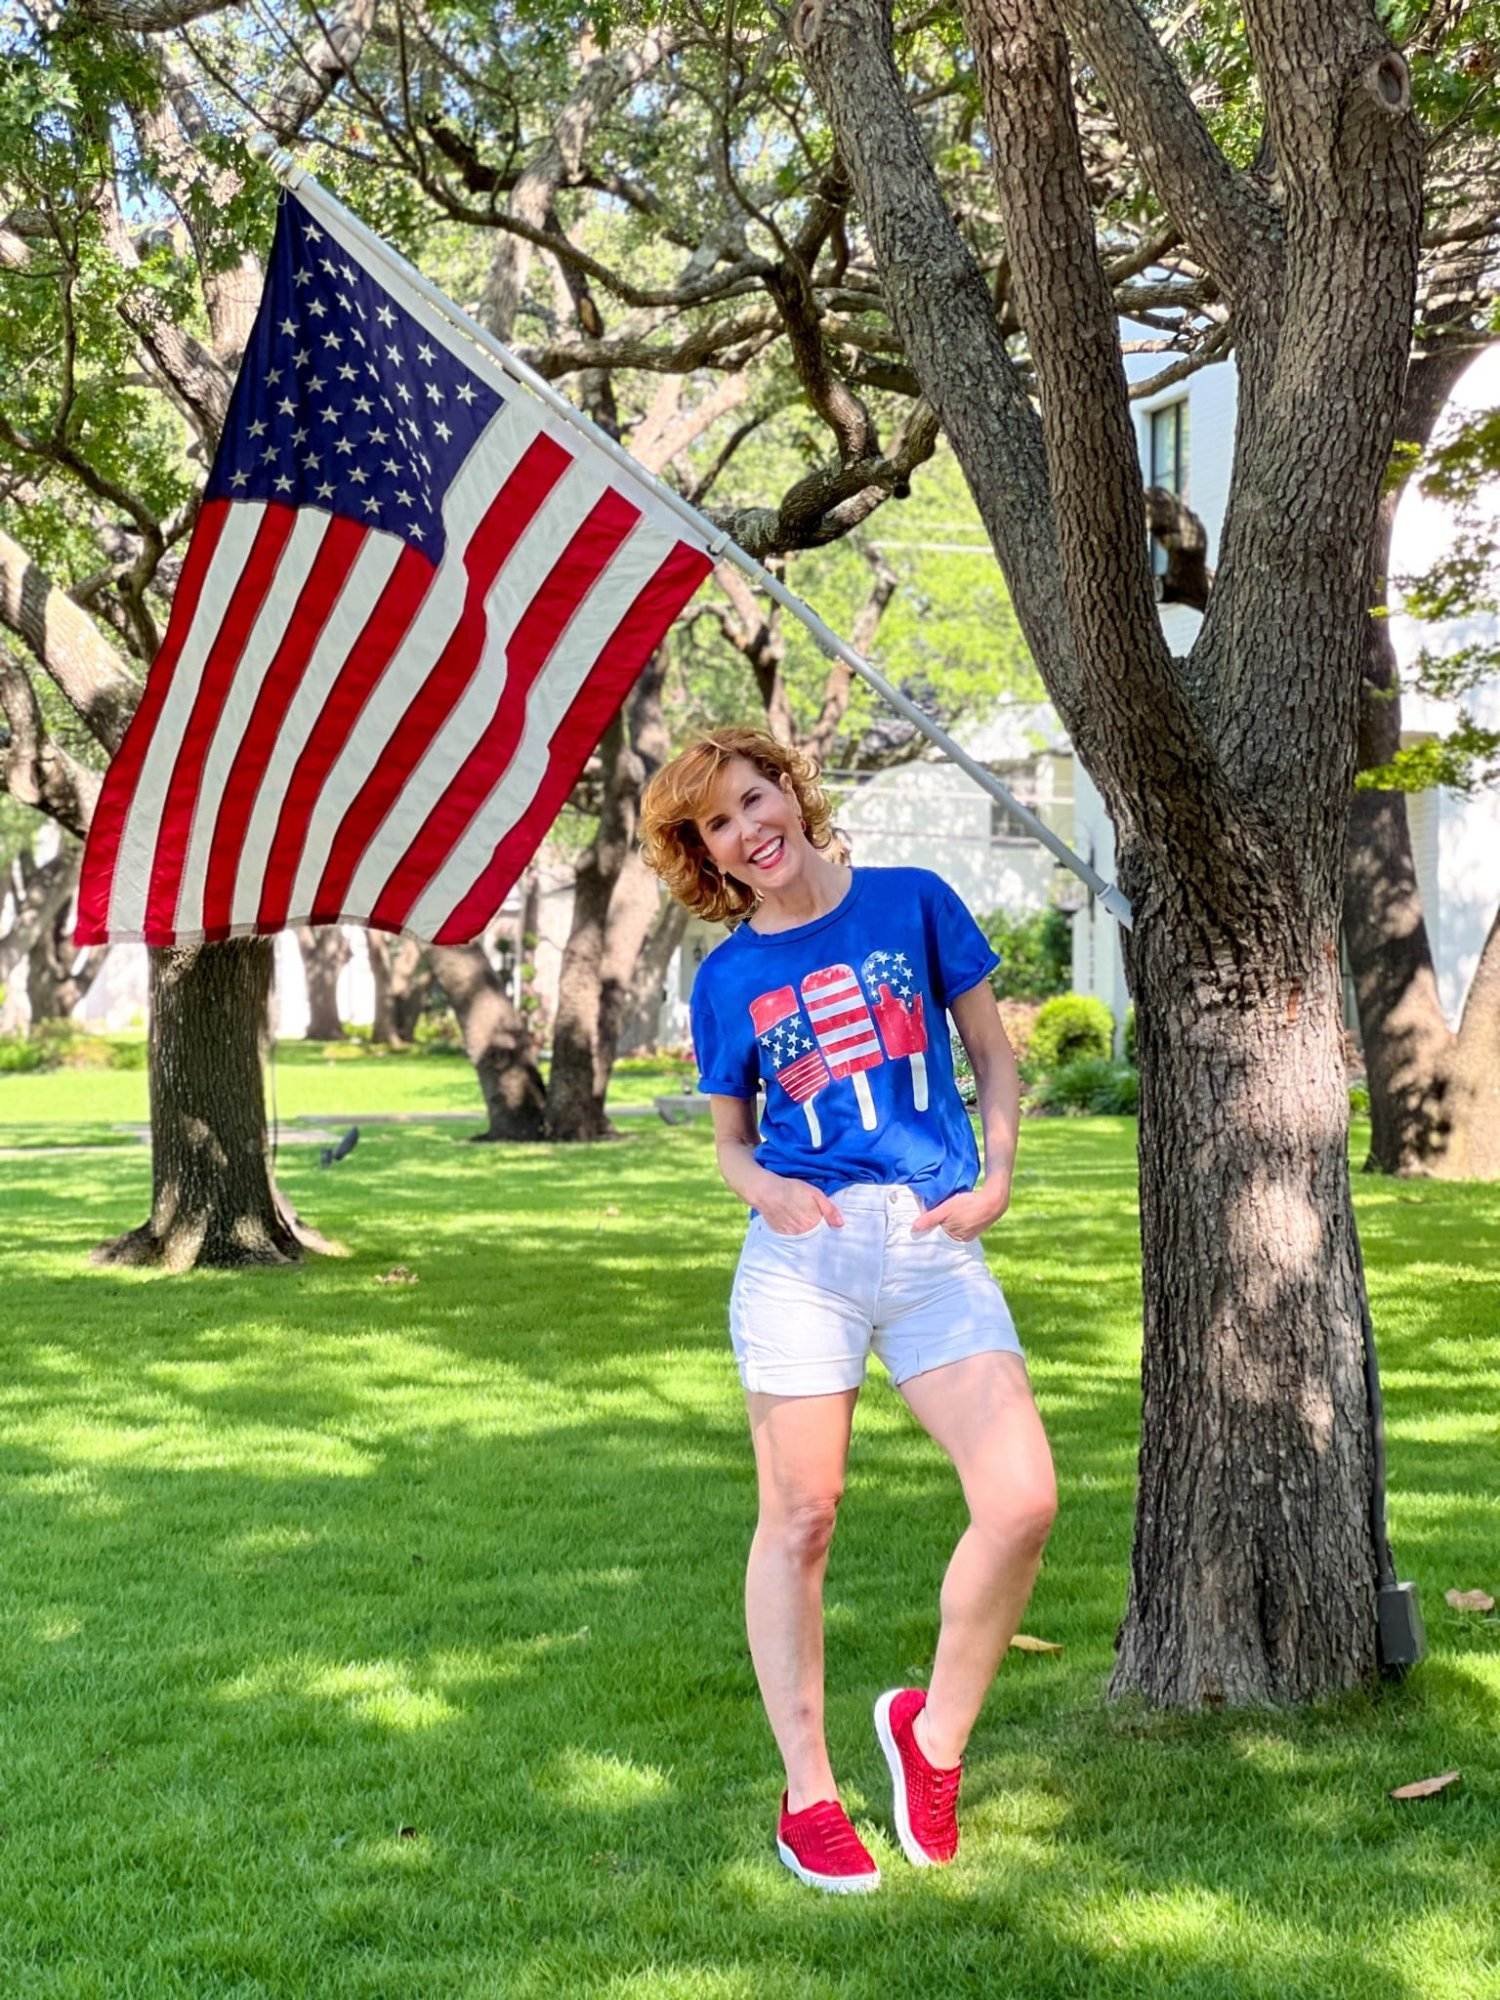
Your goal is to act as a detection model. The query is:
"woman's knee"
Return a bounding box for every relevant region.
[761,1489,843,1564]
[972,1469,1056,1556]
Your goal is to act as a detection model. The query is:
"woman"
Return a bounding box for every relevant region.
[640,727,1056,1893]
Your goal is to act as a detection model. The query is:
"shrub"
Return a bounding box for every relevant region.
[1349,1081,1371,1117]
[0,1034,46,1074]
[1033,1056,1140,1116]
[980,906,1073,1001]
[105,1037,148,1071]
[29,1020,114,1069]
[1029,994,1113,1071]
[1124,1004,1137,1066]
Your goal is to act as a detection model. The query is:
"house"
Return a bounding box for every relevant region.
[1068,339,1500,1044]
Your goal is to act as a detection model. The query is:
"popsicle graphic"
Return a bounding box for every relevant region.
[750,985,831,1148]
[862,949,929,1111]
[801,962,884,1130]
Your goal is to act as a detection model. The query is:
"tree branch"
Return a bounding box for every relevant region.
[0,528,141,755]
[1059,0,1275,295]
[0,652,102,840]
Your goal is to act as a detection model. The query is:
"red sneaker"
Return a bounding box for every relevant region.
[776,1793,880,1893]
[873,1687,962,1866]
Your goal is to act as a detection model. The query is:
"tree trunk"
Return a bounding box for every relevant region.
[94,940,336,1271]
[620,895,690,1052]
[296,924,352,1040]
[26,898,106,1023]
[546,652,668,1140]
[429,942,547,1141]
[1342,341,1498,1176]
[517,865,548,1045]
[1115,915,1377,1702]
[367,932,434,1045]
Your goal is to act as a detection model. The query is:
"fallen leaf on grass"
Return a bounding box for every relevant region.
[1445,1588,1495,1613]
[1389,1770,1461,1800]
[1010,1634,1064,1654]
[376,1265,418,1285]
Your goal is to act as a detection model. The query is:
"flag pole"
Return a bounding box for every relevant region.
[247,135,1133,930]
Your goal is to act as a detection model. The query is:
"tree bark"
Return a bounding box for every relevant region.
[94,940,336,1271]
[429,943,548,1141]
[295,924,352,1040]
[1342,341,1500,1176]
[546,652,669,1139]
[795,0,1423,1705]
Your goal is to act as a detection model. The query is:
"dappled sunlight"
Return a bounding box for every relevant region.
[537,1747,674,1811]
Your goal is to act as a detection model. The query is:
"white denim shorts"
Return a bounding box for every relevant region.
[728,1183,1023,1397]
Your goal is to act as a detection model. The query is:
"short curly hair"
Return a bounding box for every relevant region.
[639,727,839,924]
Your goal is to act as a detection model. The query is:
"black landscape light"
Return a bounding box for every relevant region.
[1365,1313,1426,1676]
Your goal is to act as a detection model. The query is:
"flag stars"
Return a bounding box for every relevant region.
[308,375,326,393]
[291,426,309,447]
[302,452,321,470]
[316,480,335,500]
[434,419,452,442]
[277,397,296,417]
[376,303,395,327]
[417,342,435,365]
[407,522,425,540]
[322,330,343,349]
[279,316,297,336]
[337,362,357,381]
[340,263,355,284]
[456,381,476,404]
[273,473,294,493]
[305,221,323,241]
[229,468,249,489]
[395,381,412,404]
[320,255,337,275]
[264,367,282,386]
[320,405,341,424]
[385,343,403,365]
[293,347,310,367]
[424,381,443,404]
[307,298,327,318]
[362,495,381,515]
[335,437,355,456]
[247,417,267,438]
[293,268,312,287]
[353,395,372,414]
[349,465,367,484]
[260,444,279,464]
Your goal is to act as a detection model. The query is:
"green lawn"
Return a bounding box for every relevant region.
[1,1107,1497,1998]
[0,1044,696,1149]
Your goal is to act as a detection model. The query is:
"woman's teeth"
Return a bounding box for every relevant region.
[749,838,784,869]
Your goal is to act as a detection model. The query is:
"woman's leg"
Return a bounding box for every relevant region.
[898,1350,1056,1769]
[744,1387,859,1811]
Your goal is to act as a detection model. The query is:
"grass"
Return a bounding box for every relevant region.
[1,1106,1497,1998]
[0,1044,696,1148]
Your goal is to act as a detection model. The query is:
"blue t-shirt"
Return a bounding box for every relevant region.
[690,867,999,1208]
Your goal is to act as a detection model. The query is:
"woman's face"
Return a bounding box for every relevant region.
[694,754,807,897]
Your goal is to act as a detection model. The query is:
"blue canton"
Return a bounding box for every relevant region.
[206,195,504,564]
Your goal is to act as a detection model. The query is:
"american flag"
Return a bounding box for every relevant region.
[76,193,713,947]
[750,985,831,1106]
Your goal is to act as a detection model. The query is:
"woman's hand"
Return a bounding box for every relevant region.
[755,1174,845,1237]
[910,1176,1011,1244]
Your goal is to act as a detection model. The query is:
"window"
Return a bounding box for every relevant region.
[1148,399,1190,577]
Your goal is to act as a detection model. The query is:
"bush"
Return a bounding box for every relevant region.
[0,1034,46,1074]
[29,1020,114,1069]
[1124,1004,1137,1066]
[980,906,1072,1002]
[1029,994,1114,1071]
[1033,1056,1140,1116]
[1349,1081,1371,1117]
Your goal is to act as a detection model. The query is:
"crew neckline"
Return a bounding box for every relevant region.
[741,867,862,943]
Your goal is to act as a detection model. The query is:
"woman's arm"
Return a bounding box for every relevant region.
[709,1096,844,1233]
[911,978,1020,1240]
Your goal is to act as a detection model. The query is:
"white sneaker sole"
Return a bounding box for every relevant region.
[776,1838,880,1894]
[873,1688,940,1868]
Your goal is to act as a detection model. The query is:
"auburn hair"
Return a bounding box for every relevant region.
[639,727,840,924]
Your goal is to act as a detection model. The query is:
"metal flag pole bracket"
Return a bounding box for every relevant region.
[245,134,1134,932]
